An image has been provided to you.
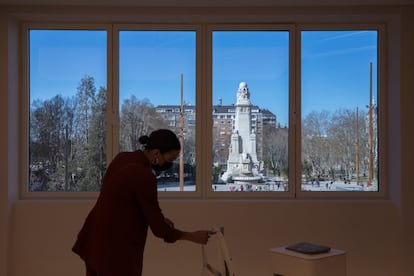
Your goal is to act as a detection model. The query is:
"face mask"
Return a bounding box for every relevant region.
[152,161,173,173]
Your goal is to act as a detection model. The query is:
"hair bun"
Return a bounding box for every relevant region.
[139,129,181,152]
[138,135,150,145]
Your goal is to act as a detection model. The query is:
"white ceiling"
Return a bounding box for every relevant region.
[0,0,413,7]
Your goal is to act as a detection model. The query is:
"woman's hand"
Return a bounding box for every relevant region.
[181,230,215,244]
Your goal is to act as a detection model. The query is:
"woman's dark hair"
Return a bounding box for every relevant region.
[138,129,181,153]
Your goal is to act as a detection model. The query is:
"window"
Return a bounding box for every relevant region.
[27,28,108,192]
[23,22,385,198]
[211,29,290,193]
[300,29,380,193]
[117,29,197,192]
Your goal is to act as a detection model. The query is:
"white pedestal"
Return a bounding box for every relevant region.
[270,246,346,276]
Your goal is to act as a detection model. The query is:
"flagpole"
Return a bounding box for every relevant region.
[368,62,373,186]
[179,73,184,191]
[355,107,360,185]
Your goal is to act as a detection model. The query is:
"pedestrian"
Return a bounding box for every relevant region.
[72,129,213,276]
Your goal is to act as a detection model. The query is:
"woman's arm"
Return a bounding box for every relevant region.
[180,230,214,244]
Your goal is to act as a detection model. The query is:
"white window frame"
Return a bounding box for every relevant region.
[113,24,203,199]
[20,19,389,200]
[205,24,296,199]
[295,24,387,200]
[20,23,113,199]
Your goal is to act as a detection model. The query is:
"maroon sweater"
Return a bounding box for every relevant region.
[72,150,182,276]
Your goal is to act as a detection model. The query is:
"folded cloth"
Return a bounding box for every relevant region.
[201,227,235,276]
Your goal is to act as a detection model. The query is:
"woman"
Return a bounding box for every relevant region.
[72,129,212,276]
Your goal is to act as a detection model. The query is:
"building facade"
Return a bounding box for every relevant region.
[155,99,277,168]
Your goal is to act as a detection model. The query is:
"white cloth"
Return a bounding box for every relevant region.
[201,227,235,276]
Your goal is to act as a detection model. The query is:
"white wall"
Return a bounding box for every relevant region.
[400,6,414,274]
[9,200,406,276]
[0,11,10,276]
[1,5,413,276]
[0,9,19,276]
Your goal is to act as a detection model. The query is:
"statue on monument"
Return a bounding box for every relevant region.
[220,82,262,186]
[237,82,251,105]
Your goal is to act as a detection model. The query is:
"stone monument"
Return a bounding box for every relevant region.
[221,82,262,186]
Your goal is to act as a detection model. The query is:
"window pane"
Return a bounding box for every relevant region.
[212,31,289,192]
[301,30,379,192]
[29,30,107,192]
[119,30,196,192]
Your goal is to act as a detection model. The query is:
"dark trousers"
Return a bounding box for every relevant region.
[86,264,98,276]
[85,262,142,276]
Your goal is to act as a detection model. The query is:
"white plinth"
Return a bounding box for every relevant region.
[270,246,346,276]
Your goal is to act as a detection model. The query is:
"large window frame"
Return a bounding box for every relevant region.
[113,24,203,199]
[21,23,113,199]
[205,24,296,199]
[295,24,387,199]
[20,21,387,200]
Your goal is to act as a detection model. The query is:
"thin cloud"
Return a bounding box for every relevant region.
[303,45,376,59]
[321,31,370,41]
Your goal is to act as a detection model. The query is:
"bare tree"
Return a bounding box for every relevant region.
[74,75,96,145]
[262,125,288,177]
[302,110,331,179]
[119,96,167,152]
[29,94,75,191]
[328,108,364,181]
[77,86,107,191]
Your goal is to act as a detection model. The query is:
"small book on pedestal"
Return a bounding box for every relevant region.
[285,242,331,255]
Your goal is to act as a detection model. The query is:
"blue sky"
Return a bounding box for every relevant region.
[29,30,107,98]
[301,30,378,120]
[30,29,378,127]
